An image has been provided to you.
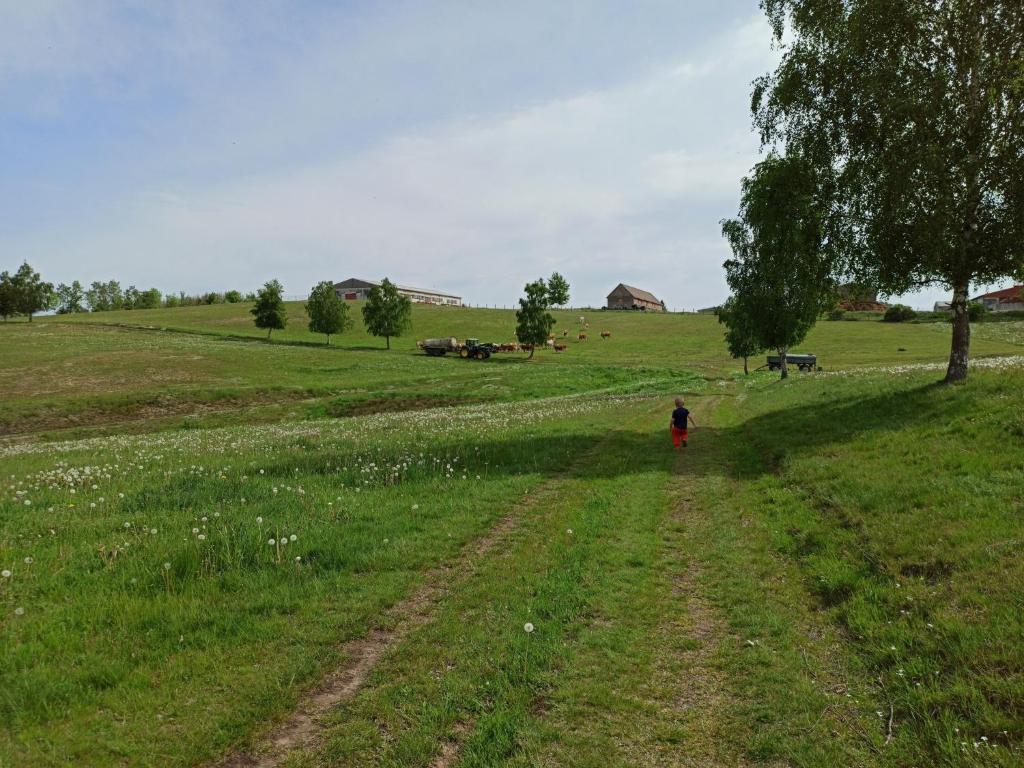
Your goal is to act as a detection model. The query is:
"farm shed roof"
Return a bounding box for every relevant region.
[608,284,661,304]
[972,285,1023,302]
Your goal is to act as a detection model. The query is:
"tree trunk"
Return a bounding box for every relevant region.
[386,335,390,350]
[267,328,272,339]
[28,313,33,322]
[743,356,749,375]
[945,281,971,383]
[528,345,535,359]
[779,347,788,380]
[326,334,331,346]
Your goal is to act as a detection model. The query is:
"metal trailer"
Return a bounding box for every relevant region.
[766,353,818,372]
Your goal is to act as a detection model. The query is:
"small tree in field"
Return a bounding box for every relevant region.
[546,272,570,307]
[722,154,835,379]
[361,278,411,349]
[251,279,287,339]
[56,281,87,314]
[305,281,351,345]
[11,262,54,322]
[515,279,556,359]
[0,272,18,320]
[717,297,763,375]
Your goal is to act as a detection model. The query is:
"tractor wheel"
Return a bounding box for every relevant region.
[481,351,491,359]
[459,348,470,358]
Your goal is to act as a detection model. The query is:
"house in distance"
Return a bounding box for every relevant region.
[606,283,665,311]
[972,285,1024,312]
[333,278,462,306]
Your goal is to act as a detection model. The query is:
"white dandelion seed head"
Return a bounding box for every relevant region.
[256,516,262,524]
[1,569,11,578]
[23,556,33,565]
[268,539,276,546]
[163,562,171,570]
[192,528,200,534]
[524,622,535,633]
[151,528,158,535]
[289,534,297,542]
[295,556,301,562]
[197,534,206,541]
[14,607,24,616]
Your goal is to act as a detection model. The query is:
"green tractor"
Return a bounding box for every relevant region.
[458,338,498,360]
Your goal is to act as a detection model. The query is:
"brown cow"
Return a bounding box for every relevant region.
[553,343,567,352]
[578,332,588,342]
[600,331,611,339]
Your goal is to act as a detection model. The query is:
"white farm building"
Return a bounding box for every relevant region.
[333,278,462,306]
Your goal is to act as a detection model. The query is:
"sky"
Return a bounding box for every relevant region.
[0,0,1005,310]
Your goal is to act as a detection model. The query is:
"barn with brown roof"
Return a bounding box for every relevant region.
[606,283,664,312]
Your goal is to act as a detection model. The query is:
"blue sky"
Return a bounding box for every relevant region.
[0,1,995,309]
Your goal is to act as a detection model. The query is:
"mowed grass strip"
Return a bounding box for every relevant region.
[0,397,644,767]
[282,399,684,768]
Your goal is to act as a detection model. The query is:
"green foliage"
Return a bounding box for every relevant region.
[515,278,556,358]
[121,286,160,310]
[360,278,412,349]
[883,304,918,323]
[86,280,124,312]
[224,290,243,304]
[9,262,55,321]
[305,281,351,344]
[546,272,570,306]
[754,0,1024,380]
[826,309,845,321]
[0,271,16,320]
[55,282,87,314]
[717,296,764,374]
[722,154,835,378]
[967,300,988,323]
[250,279,287,338]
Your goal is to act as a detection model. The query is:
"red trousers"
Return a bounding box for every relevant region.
[671,426,688,447]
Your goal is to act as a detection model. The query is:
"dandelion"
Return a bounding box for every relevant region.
[1,570,11,578]
[197,534,206,541]
[256,516,262,524]
[23,499,31,506]
[201,516,208,522]
[14,607,24,616]
[268,538,276,546]
[289,534,297,542]
[23,556,33,565]
[163,562,171,570]
[192,527,200,534]
[123,521,130,528]
[151,528,158,535]
[566,529,573,535]
[524,622,535,633]
[411,504,419,511]
[295,556,301,562]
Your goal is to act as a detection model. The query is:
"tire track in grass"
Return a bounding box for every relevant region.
[210,410,657,768]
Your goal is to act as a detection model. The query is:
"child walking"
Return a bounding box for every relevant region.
[669,397,696,450]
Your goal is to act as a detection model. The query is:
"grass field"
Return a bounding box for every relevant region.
[1,305,1022,767]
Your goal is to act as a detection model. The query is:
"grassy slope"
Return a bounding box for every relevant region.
[3,302,1020,436]
[1,306,1022,766]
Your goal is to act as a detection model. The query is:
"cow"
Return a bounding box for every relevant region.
[553,343,567,352]
[578,332,588,342]
[600,331,611,339]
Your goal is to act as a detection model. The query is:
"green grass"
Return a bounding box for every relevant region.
[1,304,1023,766]
[2,301,1020,437]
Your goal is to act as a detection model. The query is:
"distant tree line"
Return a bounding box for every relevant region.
[0,261,256,320]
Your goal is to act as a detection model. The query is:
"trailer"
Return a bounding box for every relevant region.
[766,353,818,372]
[418,337,500,359]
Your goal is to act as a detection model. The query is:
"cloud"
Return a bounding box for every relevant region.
[2,4,785,309]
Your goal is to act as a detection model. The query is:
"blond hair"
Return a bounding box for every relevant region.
[674,397,684,407]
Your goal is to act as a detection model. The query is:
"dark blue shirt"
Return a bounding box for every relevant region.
[672,407,689,430]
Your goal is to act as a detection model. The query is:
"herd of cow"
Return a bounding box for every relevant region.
[492,329,612,354]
